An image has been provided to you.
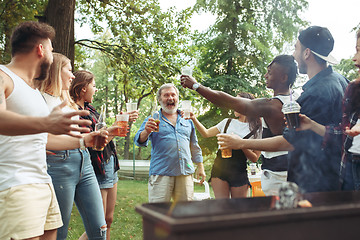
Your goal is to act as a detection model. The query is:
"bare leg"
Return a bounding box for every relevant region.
[230,185,248,198]
[101,183,118,240]
[24,229,57,240]
[210,178,230,199]
[78,232,88,240]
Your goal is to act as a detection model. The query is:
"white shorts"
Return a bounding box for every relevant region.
[261,170,288,196]
[148,175,194,203]
[0,183,63,240]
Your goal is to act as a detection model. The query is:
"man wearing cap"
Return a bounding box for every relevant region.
[216,26,348,193]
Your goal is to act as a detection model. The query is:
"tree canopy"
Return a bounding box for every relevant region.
[0,0,318,157]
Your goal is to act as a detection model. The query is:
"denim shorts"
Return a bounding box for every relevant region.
[96,155,119,189]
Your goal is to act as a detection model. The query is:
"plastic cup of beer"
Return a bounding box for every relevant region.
[221,148,232,158]
[126,102,137,112]
[182,100,192,119]
[282,101,301,129]
[93,122,107,151]
[152,111,160,132]
[116,113,129,137]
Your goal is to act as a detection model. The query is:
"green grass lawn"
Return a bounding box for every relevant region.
[66,178,213,240]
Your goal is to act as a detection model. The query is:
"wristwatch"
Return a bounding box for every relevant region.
[192,82,200,91]
[79,137,86,150]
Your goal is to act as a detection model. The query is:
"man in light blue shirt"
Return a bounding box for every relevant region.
[134,83,205,202]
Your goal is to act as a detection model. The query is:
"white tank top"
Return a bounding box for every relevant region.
[261,94,298,159]
[349,119,360,155]
[0,65,51,191]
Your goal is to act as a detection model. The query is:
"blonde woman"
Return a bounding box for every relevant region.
[35,53,107,240]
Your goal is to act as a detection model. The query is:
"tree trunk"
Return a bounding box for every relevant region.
[45,0,75,63]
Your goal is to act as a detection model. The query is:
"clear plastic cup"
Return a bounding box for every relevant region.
[181,66,193,76]
[126,102,137,112]
[116,113,129,137]
[182,100,192,118]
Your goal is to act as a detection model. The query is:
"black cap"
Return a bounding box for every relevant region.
[298,26,338,64]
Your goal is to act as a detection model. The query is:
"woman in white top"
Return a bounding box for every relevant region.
[189,92,262,198]
[35,53,107,240]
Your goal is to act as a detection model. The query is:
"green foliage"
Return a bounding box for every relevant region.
[0,0,308,159]
[334,58,359,81]
[0,0,47,63]
[194,0,308,98]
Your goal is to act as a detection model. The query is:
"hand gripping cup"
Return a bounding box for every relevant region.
[282,101,301,129]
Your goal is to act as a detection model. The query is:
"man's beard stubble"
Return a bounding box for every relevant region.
[35,59,51,81]
[159,100,178,114]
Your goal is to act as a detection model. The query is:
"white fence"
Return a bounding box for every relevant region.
[118,159,150,179]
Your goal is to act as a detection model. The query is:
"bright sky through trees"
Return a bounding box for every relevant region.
[159,0,360,61]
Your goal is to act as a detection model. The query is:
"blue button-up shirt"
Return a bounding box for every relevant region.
[283,66,348,192]
[134,109,203,176]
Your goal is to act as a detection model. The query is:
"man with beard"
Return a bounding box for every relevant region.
[0,21,94,240]
[181,55,298,196]
[135,83,206,202]
[216,26,349,193]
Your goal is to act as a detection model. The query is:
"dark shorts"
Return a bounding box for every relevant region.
[210,150,249,187]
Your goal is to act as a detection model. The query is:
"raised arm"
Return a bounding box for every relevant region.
[180,75,280,120]
[189,112,220,138]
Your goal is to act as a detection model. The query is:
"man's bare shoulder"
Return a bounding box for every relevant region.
[248,97,283,117]
[252,97,283,107]
[0,69,14,99]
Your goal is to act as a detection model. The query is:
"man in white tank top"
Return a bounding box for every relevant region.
[0,21,95,240]
[181,55,298,196]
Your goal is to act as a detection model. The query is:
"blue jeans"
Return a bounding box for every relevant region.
[342,154,360,191]
[47,149,106,240]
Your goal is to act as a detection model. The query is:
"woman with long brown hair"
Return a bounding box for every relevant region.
[70,70,138,240]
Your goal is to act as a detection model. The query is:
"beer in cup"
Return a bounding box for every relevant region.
[116,113,129,137]
[93,122,107,151]
[282,101,301,129]
[152,111,160,132]
[221,148,232,158]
